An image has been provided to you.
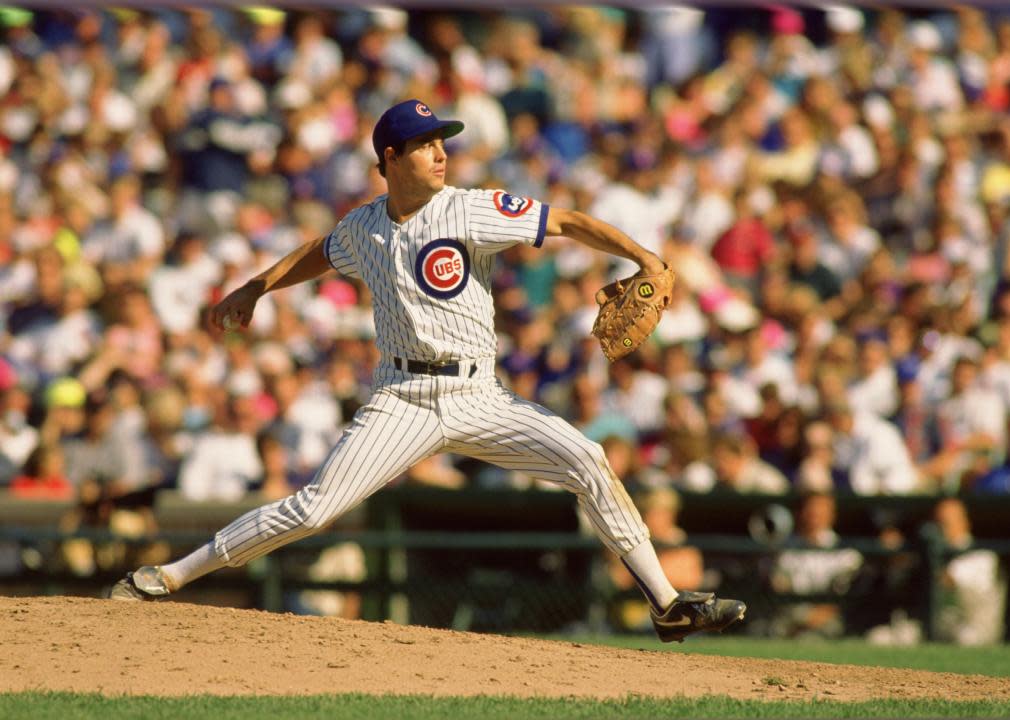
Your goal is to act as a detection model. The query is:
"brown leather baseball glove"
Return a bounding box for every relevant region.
[591,266,676,361]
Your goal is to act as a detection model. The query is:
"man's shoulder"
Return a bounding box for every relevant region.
[967,387,1004,409]
[339,196,387,229]
[856,411,904,440]
[440,185,479,201]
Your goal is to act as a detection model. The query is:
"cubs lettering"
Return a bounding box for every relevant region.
[427,249,462,288]
[415,238,470,299]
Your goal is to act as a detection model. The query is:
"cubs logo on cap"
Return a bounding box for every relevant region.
[415,238,470,299]
[372,98,465,161]
[493,191,533,218]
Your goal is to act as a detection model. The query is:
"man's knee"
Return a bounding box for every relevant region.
[288,486,335,532]
[567,438,610,475]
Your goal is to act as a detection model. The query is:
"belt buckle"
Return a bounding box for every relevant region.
[430,360,453,375]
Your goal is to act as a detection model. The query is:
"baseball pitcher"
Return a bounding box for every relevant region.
[111,99,745,643]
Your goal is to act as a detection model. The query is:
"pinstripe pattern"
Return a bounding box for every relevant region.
[215,378,445,565]
[439,379,648,555]
[213,185,647,568]
[215,362,648,565]
[323,187,548,362]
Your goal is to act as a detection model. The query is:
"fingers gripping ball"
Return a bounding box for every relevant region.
[223,314,239,331]
[591,266,676,361]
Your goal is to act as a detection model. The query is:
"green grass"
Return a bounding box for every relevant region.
[2,692,1010,720]
[541,634,1010,678]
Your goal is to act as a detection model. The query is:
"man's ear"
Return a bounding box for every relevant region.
[384,146,397,171]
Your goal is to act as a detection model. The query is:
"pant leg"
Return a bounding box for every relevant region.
[440,379,649,555]
[215,383,444,567]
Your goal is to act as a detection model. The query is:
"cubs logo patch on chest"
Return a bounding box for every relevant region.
[493,191,533,218]
[415,238,470,299]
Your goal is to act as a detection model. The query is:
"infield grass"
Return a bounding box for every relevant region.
[543,634,1010,678]
[3,692,1010,720]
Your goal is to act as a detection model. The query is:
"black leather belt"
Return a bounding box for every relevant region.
[394,357,477,377]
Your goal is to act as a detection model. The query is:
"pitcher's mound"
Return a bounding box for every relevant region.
[1,596,1005,701]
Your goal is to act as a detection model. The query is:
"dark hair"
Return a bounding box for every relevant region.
[712,432,747,456]
[376,141,406,178]
[255,428,283,457]
[23,444,52,477]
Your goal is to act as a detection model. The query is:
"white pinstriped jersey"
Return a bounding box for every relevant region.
[324,186,549,362]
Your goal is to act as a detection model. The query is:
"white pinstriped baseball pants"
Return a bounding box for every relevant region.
[214,358,649,566]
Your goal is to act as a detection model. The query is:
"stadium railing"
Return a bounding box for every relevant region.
[1,487,1008,642]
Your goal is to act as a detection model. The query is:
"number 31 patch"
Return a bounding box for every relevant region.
[493,191,533,218]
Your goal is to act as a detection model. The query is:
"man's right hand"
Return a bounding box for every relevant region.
[210,281,264,332]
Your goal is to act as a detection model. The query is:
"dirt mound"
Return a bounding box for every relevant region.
[1,596,1006,701]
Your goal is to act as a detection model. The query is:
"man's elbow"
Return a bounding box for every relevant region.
[546,207,588,237]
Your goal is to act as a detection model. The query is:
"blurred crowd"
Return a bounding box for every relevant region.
[607,487,1005,644]
[3,5,1010,517]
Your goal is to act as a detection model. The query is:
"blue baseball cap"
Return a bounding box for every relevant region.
[372,99,464,161]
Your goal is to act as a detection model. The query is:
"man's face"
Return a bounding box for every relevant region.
[935,498,970,542]
[952,362,976,394]
[713,445,741,481]
[800,495,835,534]
[389,132,447,193]
[827,409,853,436]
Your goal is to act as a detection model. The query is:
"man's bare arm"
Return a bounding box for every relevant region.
[544,206,664,274]
[246,235,332,295]
[210,236,332,330]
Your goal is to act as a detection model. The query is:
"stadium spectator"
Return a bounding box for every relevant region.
[847,334,899,418]
[81,175,164,283]
[265,366,340,481]
[920,356,1000,495]
[769,493,864,638]
[786,220,843,307]
[709,432,788,494]
[137,384,188,492]
[148,232,222,336]
[0,385,39,486]
[710,189,776,296]
[37,377,87,449]
[891,358,942,472]
[10,443,72,500]
[80,285,163,389]
[825,400,920,495]
[932,497,1007,645]
[599,358,668,438]
[177,393,263,502]
[62,392,148,517]
[254,429,298,501]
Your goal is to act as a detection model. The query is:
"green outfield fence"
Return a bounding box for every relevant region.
[1,486,1008,642]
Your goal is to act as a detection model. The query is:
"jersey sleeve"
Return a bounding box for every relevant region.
[323,221,361,279]
[465,188,550,252]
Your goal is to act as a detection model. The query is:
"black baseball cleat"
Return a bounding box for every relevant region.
[108,566,172,601]
[651,591,747,643]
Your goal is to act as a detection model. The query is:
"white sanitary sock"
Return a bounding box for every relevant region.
[620,540,678,613]
[159,540,225,591]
